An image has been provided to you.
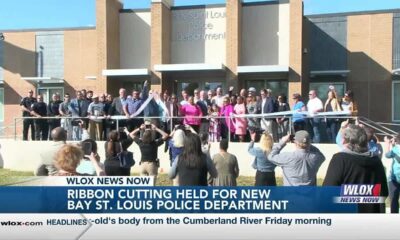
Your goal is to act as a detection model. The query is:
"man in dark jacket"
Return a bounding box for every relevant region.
[323,125,388,213]
[31,94,48,141]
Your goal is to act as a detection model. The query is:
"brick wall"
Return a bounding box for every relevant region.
[151,1,171,93]
[226,0,241,89]
[289,0,303,106]
[347,13,393,121]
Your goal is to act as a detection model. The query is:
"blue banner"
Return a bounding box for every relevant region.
[0,187,357,213]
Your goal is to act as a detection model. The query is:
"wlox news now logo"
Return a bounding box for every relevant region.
[334,184,385,204]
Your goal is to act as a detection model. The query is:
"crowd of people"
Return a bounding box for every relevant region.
[22,82,400,213]
[35,119,400,213]
[20,82,358,145]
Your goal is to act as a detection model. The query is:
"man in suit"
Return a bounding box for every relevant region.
[69,90,89,141]
[166,94,181,128]
[260,89,278,142]
[110,88,128,116]
[109,88,128,134]
[197,90,211,135]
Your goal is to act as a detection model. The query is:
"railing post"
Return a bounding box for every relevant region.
[228,114,231,143]
[14,117,17,141]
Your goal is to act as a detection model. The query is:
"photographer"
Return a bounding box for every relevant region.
[128,123,168,184]
[52,144,104,176]
[268,131,325,186]
[77,138,104,176]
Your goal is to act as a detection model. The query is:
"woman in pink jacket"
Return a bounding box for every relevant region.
[234,96,248,142]
[180,96,202,133]
[220,96,235,140]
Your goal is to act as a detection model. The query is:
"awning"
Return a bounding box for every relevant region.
[237,65,289,74]
[392,69,400,75]
[154,63,225,72]
[21,77,64,85]
[102,68,150,76]
[310,70,350,77]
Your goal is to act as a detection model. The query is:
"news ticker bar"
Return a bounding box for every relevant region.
[0,214,398,240]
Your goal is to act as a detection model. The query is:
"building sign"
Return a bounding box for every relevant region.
[171,7,226,64]
[172,8,226,42]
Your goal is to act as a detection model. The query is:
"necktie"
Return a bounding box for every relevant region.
[78,100,81,116]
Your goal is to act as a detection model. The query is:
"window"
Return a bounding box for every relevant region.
[176,80,224,98]
[0,88,4,122]
[309,82,346,103]
[37,87,64,103]
[245,80,288,98]
[393,81,400,121]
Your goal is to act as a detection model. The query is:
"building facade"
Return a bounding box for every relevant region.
[0,0,399,137]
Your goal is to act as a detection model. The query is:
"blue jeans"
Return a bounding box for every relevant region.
[389,180,400,213]
[326,119,339,143]
[72,126,82,141]
[310,118,321,143]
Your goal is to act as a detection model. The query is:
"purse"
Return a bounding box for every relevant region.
[118,151,135,168]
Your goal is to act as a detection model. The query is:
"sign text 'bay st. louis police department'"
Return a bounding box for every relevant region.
[66,188,289,212]
[172,8,226,41]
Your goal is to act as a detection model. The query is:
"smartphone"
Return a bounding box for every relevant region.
[289,134,295,142]
[82,142,92,158]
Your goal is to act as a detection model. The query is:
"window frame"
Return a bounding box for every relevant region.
[244,79,289,98]
[0,87,4,122]
[393,80,400,122]
[309,82,347,103]
[37,86,64,103]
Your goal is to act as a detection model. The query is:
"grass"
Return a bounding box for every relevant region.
[0,169,35,186]
[0,169,324,186]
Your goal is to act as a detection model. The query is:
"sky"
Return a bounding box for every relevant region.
[1,0,400,30]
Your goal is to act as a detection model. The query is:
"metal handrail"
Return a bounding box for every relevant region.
[376,122,400,126]
[0,118,23,139]
[11,113,398,141]
[358,117,398,136]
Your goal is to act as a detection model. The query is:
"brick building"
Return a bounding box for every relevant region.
[0,0,399,137]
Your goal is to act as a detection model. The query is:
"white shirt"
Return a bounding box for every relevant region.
[307,97,323,114]
[213,96,224,108]
[261,98,266,114]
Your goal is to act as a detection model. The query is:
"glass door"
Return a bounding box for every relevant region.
[38,87,64,103]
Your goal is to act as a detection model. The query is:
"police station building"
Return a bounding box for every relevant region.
[0,0,399,136]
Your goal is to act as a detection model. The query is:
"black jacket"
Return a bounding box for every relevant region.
[323,151,388,213]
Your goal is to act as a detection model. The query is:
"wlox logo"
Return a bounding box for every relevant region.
[335,184,385,204]
[341,184,381,196]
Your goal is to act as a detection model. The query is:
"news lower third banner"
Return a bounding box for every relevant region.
[0,177,355,213]
[0,176,396,240]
